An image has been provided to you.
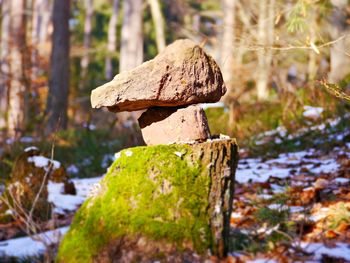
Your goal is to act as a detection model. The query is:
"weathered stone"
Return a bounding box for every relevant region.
[57,139,238,262]
[91,39,226,112]
[138,105,211,145]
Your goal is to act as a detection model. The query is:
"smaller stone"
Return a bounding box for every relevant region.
[138,105,211,145]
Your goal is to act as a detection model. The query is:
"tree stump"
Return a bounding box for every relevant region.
[57,139,238,262]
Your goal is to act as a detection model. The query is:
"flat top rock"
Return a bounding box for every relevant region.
[91,39,226,112]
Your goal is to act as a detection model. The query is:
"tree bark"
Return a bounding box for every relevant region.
[256,0,274,100]
[7,0,27,137]
[220,0,236,101]
[0,0,10,129]
[31,0,40,79]
[38,0,52,45]
[148,0,166,53]
[80,0,93,89]
[46,0,70,133]
[120,0,143,72]
[105,0,119,80]
[328,0,350,83]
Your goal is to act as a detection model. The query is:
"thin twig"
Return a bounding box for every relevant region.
[242,34,350,51]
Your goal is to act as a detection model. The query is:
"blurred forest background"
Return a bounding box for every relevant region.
[0,0,349,178]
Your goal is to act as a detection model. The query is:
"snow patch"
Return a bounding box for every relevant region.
[125,150,133,157]
[303,105,323,119]
[47,177,102,214]
[47,181,84,213]
[0,227,69,258]
[114,151,121,160]
[301,242,350,261]
[24,146,39,152]
[27,156,61,170]
[67,164,79,175]
[174,151,183,157]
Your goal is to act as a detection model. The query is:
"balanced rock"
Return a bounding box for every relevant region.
[91,39,226,112]
[138,105,211,145]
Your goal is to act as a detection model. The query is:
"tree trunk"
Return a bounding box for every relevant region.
[220,0,236,101]
[46,0,70,133]
[120,0,143,72]
[31,0,40,79]
[256,0,274,100]
[80,0,93,89]
[7,0,27,138]
[38,0,51,45]
[0,0,10,129]
[57,139,238,261]
[148,0,166,53]
[328,0,350,83]
[105,0,119,80]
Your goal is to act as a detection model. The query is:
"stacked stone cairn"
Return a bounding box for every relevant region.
[91,39,226,145]
[57,39,238,262]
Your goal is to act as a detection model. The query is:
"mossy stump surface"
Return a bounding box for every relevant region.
[57,139,238,262]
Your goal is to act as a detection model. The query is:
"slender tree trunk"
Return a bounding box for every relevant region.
[220,0,236,101]
[329,0,350,83]
[39,0,51,45]
[120,0,143,72]
[32,0,40,79]
[8,0,27,138]
[256,0,274,100]
[46,0,70,133]
[105,0,119,80]
[0,0,10,129]
[148,0,166,52]
[80,0,93,89]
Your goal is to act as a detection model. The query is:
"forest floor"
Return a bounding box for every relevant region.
[0,111,349,262]
[229,114,350,262]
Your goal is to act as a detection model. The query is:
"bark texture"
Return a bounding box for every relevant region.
[80,0,94,89]
[46,0,70,133]
[220,0,236,101]
[0,0,10,129]
[91,39,226,112]
[148,0,166,52]
[38,0,52,44]
[8,0,27,137]
[57,139,238,262]
[256,0,274,100]
[119,0,143,72]
[329,0,350,83]
[105,0,120,80]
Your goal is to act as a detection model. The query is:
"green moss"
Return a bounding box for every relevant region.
[57,144,213,262]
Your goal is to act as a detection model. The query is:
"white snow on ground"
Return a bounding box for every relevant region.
[71,177,102,198]
[303,105,324,119]
[0,176,102,257]
[27,156,61,170]
[241,242,350,262]
[247,259,277,263]
[236,148,341,184]
[0,227,69,258]
[66,164,79,175]
[301,242,350,261]
[48,177,102,214]
[24,146,39,152]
